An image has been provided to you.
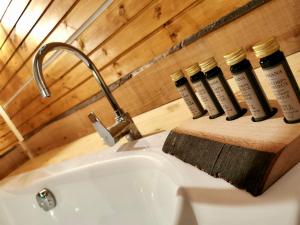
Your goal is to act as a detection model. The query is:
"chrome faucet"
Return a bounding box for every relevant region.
[33,42,142,146]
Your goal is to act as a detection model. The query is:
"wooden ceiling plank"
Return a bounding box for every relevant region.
[0,0,12,21]
[0,0,53,69]
[0,0,79,92]
[0,121,11,137]
[0,131,18,152]
[0,0,31,47]
[0,105,23,141]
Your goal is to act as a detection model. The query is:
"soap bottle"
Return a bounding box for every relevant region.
[170,70,207,119]
[199,57,247,121]
[224,48,277,122]
[252,37,300,123]
[185,63,224,119]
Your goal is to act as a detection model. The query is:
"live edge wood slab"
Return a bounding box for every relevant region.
[162,105,300,196]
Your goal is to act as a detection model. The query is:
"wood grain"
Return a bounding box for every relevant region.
[1,0,150,110]
[163,106,300,196]
[0,106,23,142]
[172,103,299,152]
[0,131,18,153]
[0,145,29,180]
[0,121,12,137]
[0,0,53,66]
[162,131,278,196]
[0,0,299,154]
[0,0,11,21]
[5,0,198,130]
[0,0,31,47]
[0,0,79,91]
[6,0,251,135]
[16,0,300,137]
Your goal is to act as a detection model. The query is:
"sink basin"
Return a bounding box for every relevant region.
[0,131,299,225]
[0,153,182,225]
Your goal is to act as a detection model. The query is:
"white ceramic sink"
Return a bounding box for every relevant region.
[0,131,299,225]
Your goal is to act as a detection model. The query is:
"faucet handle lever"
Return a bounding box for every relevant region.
[88,112,117,146]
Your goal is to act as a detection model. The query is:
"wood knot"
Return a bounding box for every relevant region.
[119,4,125,15]
[102,48,108,56]
[154,5,162,19]
[113,62,119,68]
[119,4,128,20]
[62,20,68,28]
[117,71,122,77]
[76,38,85,50]
[20,43,27,51]
[169,32,178,42]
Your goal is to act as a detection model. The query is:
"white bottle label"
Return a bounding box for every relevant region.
[263,64,300,121]
[193,81,219,116]
[234,72,266,119]
[208,77,237,117]
[177,85,202,117]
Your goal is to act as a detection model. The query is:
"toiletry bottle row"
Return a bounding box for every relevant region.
[170,36,300,123]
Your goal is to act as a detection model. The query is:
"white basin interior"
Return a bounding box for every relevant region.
[0,132,299,225]
[0,153,182,225]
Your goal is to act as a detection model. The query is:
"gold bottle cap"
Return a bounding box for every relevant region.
[199,57,217,73]
[170,70,184,82]
[252,37,280,58]
[223,48,247,66]
[184,63,201,77]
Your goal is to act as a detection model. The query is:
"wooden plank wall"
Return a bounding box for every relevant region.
[0,145,29,180]
[0,0,254,153]
[0,0,299,155]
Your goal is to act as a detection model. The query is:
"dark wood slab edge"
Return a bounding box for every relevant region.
[162,130,279,196]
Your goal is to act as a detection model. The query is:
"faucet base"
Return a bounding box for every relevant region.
[89,111,142,146]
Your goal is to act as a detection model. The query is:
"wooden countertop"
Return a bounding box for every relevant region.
[8,52,300,178]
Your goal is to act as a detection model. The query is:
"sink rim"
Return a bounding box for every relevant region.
[0,148,184,193]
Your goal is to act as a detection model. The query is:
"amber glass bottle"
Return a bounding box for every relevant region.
[170,70,207,119]
[253,37,300,123]
[185,63,224,119]
[199,57,247,121]
[224,48,277,122]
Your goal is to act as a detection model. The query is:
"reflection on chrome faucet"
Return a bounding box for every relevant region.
[33,42,142,146]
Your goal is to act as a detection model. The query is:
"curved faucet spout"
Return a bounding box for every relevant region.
[33,42,142,145]
[33,42,123,117]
